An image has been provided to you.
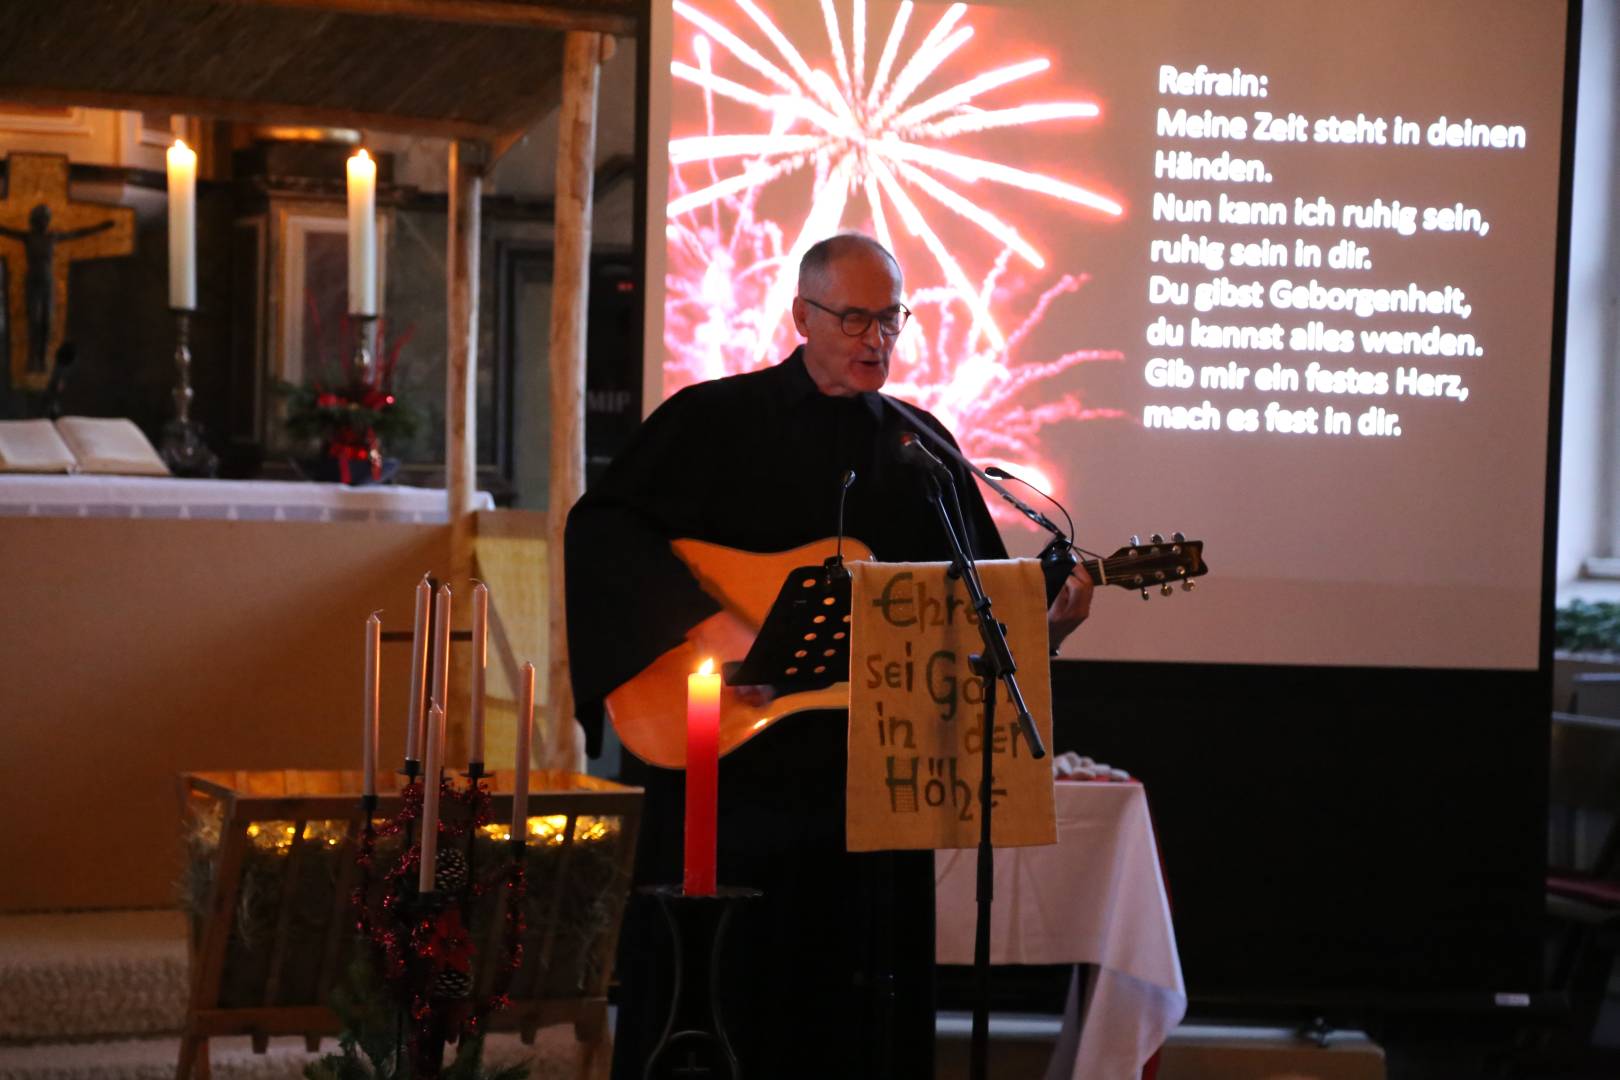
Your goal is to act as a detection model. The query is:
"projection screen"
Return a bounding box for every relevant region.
[643,0,1572,672]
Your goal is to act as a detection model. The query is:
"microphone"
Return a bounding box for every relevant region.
[882,397,1068,543]
[985,465,1082,606]
[897,431,951,479]
[834,469,856,568]
[984,465,1075,542]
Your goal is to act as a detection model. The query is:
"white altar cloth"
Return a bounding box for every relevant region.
[0,475,492,524]
[936,780,1186,1080]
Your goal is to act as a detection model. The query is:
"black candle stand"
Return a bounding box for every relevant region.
[641,884,761,1080]
[460,763,487,921]
[402,888,445,1078]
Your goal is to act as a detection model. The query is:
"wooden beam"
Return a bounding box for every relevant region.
[446,140,484,599]
[488,66,565,165]
[0,84,498,144]
[546,30,604,772]
[223,0,637,35]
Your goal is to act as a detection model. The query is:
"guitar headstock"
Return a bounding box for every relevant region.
[1102,532,1208,599]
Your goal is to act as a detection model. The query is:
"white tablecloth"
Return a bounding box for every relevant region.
[0,475,492,523]
[936,781,1186,1080]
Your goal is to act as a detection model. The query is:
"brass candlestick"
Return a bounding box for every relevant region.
[352,313,378,387]
[159,307,219,477]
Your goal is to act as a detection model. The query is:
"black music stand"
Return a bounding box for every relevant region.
[722,557,852,691]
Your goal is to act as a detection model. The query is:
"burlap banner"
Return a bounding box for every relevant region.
[846,559,1056,852]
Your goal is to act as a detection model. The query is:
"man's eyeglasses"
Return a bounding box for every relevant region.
[801,297,912,338]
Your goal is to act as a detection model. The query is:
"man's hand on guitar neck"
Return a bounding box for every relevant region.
[687,609,777,707]
[1047,568,1095,652]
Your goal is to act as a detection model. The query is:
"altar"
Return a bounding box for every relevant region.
[0,498,543,912]
[0,474,494,523]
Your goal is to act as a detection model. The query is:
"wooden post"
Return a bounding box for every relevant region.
[446,142,483,761]
[546,30,605,771]
[447,138,483,712]
[447,140,482,529]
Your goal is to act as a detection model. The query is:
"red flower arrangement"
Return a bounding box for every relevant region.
[278,296,420,484]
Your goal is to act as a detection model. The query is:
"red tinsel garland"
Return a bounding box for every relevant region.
[349,775,525,1068]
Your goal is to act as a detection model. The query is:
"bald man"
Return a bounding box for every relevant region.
[566,233,1091,1078]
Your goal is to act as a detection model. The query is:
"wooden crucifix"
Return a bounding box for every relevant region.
[0,153,135,391]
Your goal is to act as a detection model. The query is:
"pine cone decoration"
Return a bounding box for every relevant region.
[432,968,473,1000]
[433,848,469,893]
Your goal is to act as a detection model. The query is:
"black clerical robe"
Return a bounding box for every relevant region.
[565,347,1006,1079]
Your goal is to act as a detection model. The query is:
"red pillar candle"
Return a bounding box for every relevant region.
[684,658,721,896]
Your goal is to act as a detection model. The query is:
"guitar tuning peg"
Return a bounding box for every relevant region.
[1160,583,1173,597]
[1129,534,1141,547]
[1181,579,1196,592]
[1150,533,1164,544]
[1172,531,1185,543]
[1140,588,1151,602]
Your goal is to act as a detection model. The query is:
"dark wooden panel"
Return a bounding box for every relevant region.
[0,0,592,140]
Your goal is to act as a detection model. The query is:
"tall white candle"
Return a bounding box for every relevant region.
[431,584,452,715]
[404,575,430,765]
[166,140,197,310]
[346,149,377,316]
[470,582,488,766]
[363,612,380,797]
[418,704,444,892]
[512,662,535,840]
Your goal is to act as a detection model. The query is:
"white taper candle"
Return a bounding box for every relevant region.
[418,704,444,892]
[512,662,535,840]
[363,611,380,797]
[470,582,488,766]
[431,584,452,718]
[346,149,377,316]
[404,574,430,765]
[166,140,197,310]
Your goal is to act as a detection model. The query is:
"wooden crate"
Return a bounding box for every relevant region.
[176,768,642,1079]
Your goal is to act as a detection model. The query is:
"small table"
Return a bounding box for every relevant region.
[935,780,1186,1080]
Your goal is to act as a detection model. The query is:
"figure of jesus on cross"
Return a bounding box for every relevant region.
[0,153,134,390]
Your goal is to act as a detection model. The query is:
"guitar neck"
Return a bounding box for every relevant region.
[1080,537,1206,591]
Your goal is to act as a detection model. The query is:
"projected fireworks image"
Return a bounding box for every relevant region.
[663,0,1126,525]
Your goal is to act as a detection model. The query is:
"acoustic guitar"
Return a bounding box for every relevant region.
[605,534,1208,767]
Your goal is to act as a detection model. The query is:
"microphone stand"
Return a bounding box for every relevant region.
[917,463,1045,1080]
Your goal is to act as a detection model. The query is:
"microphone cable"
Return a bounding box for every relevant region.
[984,466,1102,562]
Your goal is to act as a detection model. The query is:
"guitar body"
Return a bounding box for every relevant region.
[605,536,874,769]
[603,532,1207,769]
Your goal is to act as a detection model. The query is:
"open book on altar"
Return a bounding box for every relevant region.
[0,417,169,476]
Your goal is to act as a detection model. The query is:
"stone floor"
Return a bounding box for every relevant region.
[6,909,1620,1079]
